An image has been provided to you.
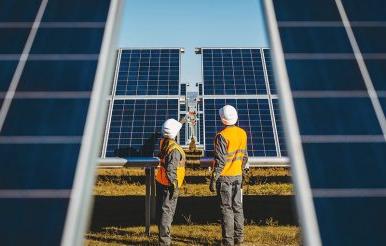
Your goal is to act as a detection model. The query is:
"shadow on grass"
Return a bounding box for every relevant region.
[89,195,298,232]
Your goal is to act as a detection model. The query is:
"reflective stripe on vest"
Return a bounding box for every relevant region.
[155,138,186,188]
[217,126,247,176]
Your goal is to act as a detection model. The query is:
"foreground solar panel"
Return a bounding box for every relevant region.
[102,48,183,158]
[265,0,386,245]
[200,48,286,157]
[0,0,117,245]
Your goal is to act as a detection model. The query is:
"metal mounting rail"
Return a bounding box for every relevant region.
[98,157,159,236]
[98,156,289,169]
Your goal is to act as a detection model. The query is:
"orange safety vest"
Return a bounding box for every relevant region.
[155,138,186,188]
[216,126,247,176]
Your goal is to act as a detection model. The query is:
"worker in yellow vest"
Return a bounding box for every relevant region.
[155,118,186,246]
[209,105,248,246]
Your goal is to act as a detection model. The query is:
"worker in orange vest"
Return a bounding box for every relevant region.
[155,118,186,246]
[209,105,249,246]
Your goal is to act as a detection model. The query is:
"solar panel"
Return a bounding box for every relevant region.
[105,99,179,157]
[0,0,114,245]
[266,0,386,244]
[202,48,267,95]
[204,98,277,157]
[200,48,286,158]
[115,49,180,96]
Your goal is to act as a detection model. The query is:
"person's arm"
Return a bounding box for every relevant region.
[165,149,181,186]
[213,134,227,179]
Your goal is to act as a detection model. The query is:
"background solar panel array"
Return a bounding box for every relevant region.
[202,48,267,95]
[0,0,110,245]
[103,49,182,157]
[106,99,178,157]
[272,0,386,245]
[201,48,286,157]
[204,98,277,157]
[116,49,180,95]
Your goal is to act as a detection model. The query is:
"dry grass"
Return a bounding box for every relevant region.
[94,167,293,197]
[94,182,293,197]
[86,224,300,246]
[96,167,290,178]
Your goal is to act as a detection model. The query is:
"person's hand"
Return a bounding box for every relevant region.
[209,173,217,193]
[170,180,178,199]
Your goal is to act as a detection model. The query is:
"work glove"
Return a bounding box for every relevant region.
[209,173,217,193]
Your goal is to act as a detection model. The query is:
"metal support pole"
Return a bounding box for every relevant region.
[145,167,151,236]
[150,167,156,222]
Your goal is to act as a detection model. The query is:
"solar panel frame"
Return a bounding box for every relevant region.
[264,0,386,245]
[101,48,183,158]
[200,47,286,158]
[0,1,121,245]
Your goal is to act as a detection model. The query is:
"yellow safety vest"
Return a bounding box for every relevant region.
[216,126,247,176]
[155,138,186,188]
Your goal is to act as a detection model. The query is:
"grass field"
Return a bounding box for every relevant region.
[86,224,300,246]
[94,168,293,196]
[88,167,299,245]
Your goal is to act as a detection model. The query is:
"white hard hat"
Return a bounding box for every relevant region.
[162,118,182,139]
[219,105,238,126]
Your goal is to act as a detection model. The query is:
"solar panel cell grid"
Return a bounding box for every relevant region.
[270,0,386,244]
[105,99,178,157]
[202,48,267,95]
[115,49,180,96]
[0,0,111,244]
[204,99,276,157]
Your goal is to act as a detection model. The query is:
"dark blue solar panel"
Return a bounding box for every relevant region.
[0,199,68,246]
[294,98,382,135]
[105,99,178,157]
[0,144,79,189]
[342,0,386,21]
[0,61,18,91]
[42,0,110,22]
[354,27,386,53]
[202,48,267,95]
[204,99,276,157]
[314,197,386,246]
[280,27,353,53]
[0,0,41,21]
[1,99,89,136]
[0,0,111,244]
[304,142,386,189]
[366,60,386,91]
[0,28,30,53]
[18,60,98,91]
[272,0,386,244]
[286,59,366,91]
[31,28,104,54]
[273,0,340,21]
[115,49,180,96]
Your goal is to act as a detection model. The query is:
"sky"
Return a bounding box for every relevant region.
[118,0,269,83]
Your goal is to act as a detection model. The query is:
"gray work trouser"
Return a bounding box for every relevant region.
[156,182,178,246]
[216,176,244,246]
